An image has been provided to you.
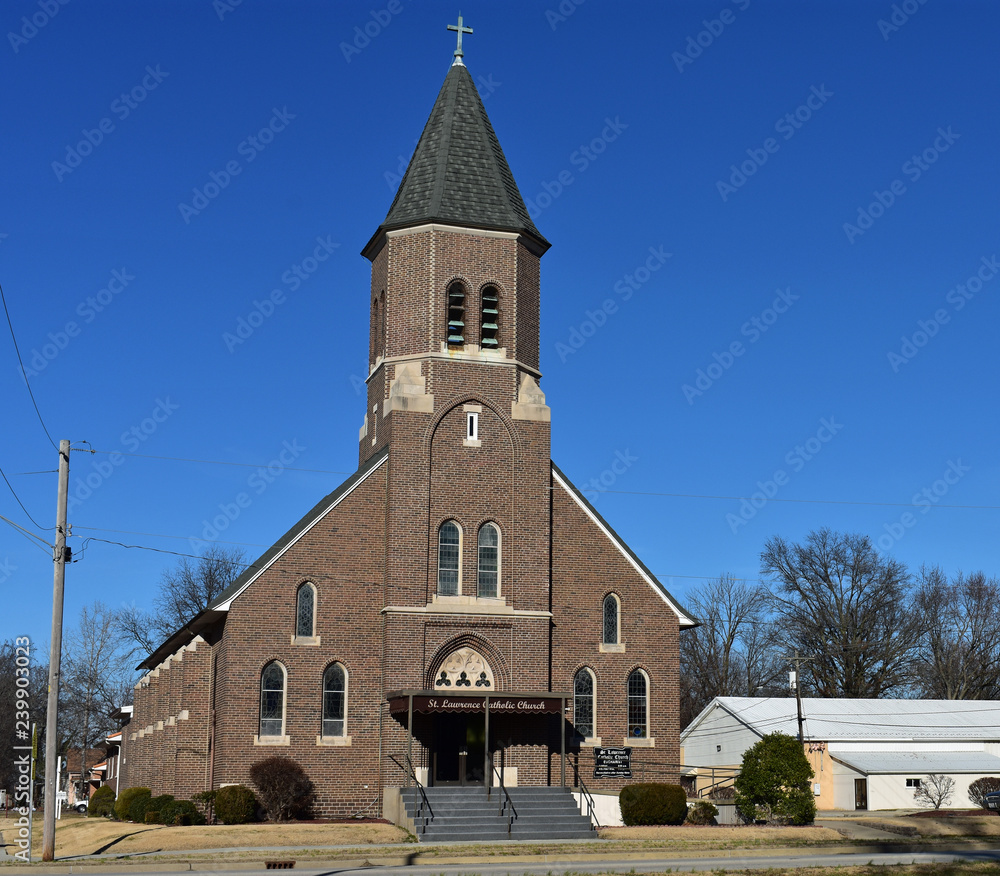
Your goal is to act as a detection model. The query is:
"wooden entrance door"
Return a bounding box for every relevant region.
[432,713,485,786]
[854,778,868,810]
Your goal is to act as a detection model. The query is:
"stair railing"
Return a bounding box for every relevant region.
[577,778,601,830]
[387,752,433,835]
[487,752,518,837]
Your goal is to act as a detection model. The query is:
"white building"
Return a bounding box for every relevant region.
[682,697,1000,811]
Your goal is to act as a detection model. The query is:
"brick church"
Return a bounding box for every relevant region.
[123,25,695,821]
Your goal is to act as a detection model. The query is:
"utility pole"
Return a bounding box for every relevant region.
[788,650,807,743]
[42,439,70,862]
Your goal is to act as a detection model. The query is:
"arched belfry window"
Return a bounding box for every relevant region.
[477,523,499,598]
[447,282,465,346]
[322,663,347,737]
[627,669,649,738]
[438,521,461,595]
[296,583,316,638]
[480,286,499,349]
[574,668,595,739]
[259,661,286,737]
[603,594,620,645]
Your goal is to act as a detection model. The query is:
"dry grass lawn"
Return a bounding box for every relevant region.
[598,824,844,846]
[863,815,1000,838]
[3,814,409,859]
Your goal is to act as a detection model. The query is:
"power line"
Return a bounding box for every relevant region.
[0,462,52,530]
[0,512,52,554]
[90,448,351,476]
[0,279,58,451]
[74,525,267,548]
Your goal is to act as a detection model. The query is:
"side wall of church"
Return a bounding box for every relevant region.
[212,464,387,817]
[549,478,682,791]
[123,636,213,800]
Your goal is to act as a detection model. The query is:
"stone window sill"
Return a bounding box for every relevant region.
[291,635,321,646]
[254,735,291,746]
[626,737,655,748]
[580,736,602,747]
[316,735,352,747]
[599,643,625,653]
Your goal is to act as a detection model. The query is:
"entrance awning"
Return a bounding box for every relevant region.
[387,690,569,716]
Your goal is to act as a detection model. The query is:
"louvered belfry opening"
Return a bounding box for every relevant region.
[480,286,499,349]
[447,281,466,346]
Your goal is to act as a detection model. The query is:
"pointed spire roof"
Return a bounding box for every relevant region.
[363,63,549,258]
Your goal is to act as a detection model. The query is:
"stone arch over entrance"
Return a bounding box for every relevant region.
[426,635,509,690]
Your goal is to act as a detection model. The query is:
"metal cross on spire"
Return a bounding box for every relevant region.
[447,13,472,64]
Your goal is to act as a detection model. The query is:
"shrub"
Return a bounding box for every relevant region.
[686,800,718,825]
[192,789,217,823]
[619,783,688,826]
[89,785,115,817]
[249,756,316,822]
[969,777,1000,809]
[708,784,736,800]
[147,795,175,824]
[144,811,159,824]
[114,787,150,822]
[215,785,258,825]
[735,732,815,826]
[128,789,153,824]
[160,799,206,826]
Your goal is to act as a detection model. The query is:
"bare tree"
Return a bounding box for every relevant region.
[62,602,135,797]
[118,545,245,661]
[680,574,785,727]
[914,774,954,809]
[761,529,921,698]
[914,567,1000,700]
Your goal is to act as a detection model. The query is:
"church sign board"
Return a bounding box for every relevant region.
[594,746,632,778]
[389,695,563,715]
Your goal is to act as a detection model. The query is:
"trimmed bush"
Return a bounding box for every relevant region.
[686,800,719,825]
[89,785,115,817]
[114,787,150,822]
[969,777,1000,809]
[147,795,175,824]
[735,732,816,826]
[215,785,258,825]
[128,789,153,824]
[192,789,216,823]
[619,783,688,826]
[159,799,206,826]
[249,756,315,822]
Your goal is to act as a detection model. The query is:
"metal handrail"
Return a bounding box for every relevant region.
[487,752,518,837]
[387,752,434,834]
[577,778,601,829]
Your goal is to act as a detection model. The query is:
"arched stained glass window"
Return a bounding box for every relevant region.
[323,663,347,737]
[574,668,595,739]
[259,662,285,737]
[296,583,315,637]
[478,523,499,598]
[627,669,648,739]
[603,594,619,644]
[438,521,460,595]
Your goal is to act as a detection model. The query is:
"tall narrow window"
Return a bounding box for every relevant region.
[322,663,347,737]
[438,521,460,595]
[447,282,465,346]
[259,662,285,737]
[480,286,499,348]
[574,668,595,739]
[627,669,648,739]
[603,594,620,645]
[478,523,499,598]
[296,583,315,637]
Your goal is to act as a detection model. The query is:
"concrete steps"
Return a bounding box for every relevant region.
[402,785,596,842]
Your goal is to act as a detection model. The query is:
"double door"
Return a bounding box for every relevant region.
[433,713,486,786]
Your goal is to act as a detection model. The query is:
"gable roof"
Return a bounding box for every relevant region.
[682,696,1000,744]
[551,461,697,627]
[363,62,549,258]
[139,448,389,669]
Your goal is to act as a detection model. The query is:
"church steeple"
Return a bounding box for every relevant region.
[362,61,549,260]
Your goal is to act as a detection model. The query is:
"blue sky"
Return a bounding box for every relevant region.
[2,0,998,652]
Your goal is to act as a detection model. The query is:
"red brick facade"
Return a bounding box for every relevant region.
[124,61,693,818]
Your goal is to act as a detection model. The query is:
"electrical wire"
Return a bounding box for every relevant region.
[74,524,267,548]
[0,512,52,555]
[89,448,350,476]
[0,462,52,530]
[0,279,58,451]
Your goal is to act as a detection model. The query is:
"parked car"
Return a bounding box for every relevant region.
[72,800,88,814]
[984,791,1000,812]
